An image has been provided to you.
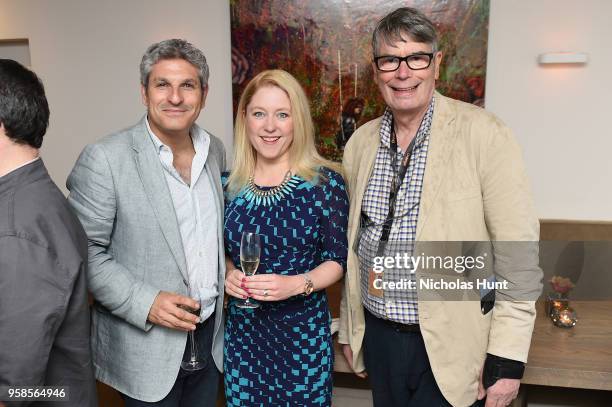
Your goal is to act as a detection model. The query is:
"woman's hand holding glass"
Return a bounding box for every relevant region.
[225,268,304,302]
[241,273,303,301]
[225,268,249,299]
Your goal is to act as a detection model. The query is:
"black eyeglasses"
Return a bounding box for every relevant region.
[374,53,435,72]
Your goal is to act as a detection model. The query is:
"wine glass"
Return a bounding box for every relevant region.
[237,231,261,309]
[180,286,204,371]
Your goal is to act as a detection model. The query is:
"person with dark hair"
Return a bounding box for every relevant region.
[339,7,542,407]
[335,97,365,150]
[67,39,226,406]
[0,59,97,406]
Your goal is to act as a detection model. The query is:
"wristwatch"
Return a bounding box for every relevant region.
[302,274,314,296]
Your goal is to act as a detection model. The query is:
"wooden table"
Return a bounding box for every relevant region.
[522,301,612,391]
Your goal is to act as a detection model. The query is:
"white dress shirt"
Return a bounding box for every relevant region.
[146,119,219,322]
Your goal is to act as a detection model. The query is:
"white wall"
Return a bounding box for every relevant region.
[486,0,612,220]
[0,0,233,193]
[1,0,610,220]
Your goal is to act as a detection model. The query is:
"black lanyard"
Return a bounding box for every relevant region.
[376,119,417,255]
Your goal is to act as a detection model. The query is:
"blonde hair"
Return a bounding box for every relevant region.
[227,69,342,195]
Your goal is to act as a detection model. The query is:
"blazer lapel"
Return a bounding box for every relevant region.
[353,134,380,214]
[203,149,225,282]
[416,93,458,239]
[132,120,189,281]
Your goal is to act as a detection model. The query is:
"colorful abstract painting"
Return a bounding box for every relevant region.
[231,0,490,161]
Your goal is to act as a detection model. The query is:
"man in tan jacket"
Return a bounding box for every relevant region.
[338,7,542,407]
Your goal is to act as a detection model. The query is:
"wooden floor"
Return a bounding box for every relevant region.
[96,382,123,407]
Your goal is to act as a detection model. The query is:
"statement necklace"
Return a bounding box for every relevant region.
[243,171,300,206]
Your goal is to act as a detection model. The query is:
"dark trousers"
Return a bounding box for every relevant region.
[122,315,219,407]
[363,310,484,407]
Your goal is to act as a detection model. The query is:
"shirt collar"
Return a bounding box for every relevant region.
[0,156,40,180]
[0,157,45,197]
[379,95,435,150]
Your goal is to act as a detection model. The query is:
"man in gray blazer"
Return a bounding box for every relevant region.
[0,59,96,406]
[67,39,226,406]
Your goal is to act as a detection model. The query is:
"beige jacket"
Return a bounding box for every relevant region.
[339,92,542,407]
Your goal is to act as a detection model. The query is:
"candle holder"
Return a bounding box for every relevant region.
[547,276,577,328]
[546,292,569,317]
[551,306,578,328]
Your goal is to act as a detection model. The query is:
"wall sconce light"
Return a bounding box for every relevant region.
[538,52,588,65]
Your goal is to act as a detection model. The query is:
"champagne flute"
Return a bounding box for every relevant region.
[180,286,204,371]
[237,231,261,309]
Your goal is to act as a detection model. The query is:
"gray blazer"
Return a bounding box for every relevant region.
[67,118,226,402]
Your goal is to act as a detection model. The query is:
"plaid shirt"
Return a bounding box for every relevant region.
[358,97,434,324]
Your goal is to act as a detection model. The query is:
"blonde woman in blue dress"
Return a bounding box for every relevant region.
[223,69,348,406]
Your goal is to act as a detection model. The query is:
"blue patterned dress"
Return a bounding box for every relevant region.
[223,167,348,407]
